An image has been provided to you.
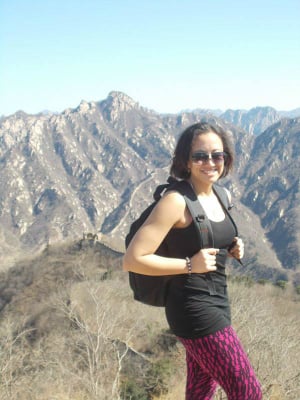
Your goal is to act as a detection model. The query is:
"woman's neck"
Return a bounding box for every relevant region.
[188,179,214,197]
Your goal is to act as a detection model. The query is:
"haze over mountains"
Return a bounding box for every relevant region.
[0,91,299,283]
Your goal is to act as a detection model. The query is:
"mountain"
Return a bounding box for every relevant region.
[220,106,281,135]
[0,91,299,281]
[240,118,300,270]
[279,108,300,118]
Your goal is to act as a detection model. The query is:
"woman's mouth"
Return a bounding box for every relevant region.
[201,169,218,175]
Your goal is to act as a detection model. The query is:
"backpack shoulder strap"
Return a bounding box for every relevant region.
[170,180,214,249]
[213,184,238,237]
[212,184,232,210]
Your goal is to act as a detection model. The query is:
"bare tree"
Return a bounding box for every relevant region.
[0,318,34,399]
[54,279,138,399]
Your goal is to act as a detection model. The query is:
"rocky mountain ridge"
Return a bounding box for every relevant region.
[0,91,299,280]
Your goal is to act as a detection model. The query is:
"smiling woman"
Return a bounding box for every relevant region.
[187,132,226,190]
[170,123,234,180]
[123,122,261,399]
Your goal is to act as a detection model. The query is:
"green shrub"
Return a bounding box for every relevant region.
[274,280,287,290]
[257,279,269,285]
[120,378,148,400]
[146,358,175,397]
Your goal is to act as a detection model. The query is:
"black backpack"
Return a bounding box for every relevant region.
[125,177,238,307]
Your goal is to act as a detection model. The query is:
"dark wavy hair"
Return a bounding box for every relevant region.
[170,122,234,179]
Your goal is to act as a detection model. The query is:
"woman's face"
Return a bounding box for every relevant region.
[187,132,225,186]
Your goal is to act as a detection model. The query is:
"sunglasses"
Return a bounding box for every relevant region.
[191,151,227,164]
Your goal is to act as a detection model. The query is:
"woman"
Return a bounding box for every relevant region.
[123,122,262,400]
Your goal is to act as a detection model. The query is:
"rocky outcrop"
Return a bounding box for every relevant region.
[221,106,281,135]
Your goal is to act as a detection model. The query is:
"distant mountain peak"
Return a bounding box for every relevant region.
[106,91,138,109]
[97,91,140,122]
[76,100,97,113]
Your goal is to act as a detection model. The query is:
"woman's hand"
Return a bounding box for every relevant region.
[191,248,219,273]
[228,237,244,260]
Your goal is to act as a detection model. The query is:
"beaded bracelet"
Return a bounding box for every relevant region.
[185,257,192,275]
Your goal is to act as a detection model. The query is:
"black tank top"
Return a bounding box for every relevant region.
[164,212,236,338]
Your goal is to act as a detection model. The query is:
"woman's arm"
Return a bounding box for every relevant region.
[123,191,219,275]
[123,191,188,275]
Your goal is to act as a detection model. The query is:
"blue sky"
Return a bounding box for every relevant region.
[1,0,299,116]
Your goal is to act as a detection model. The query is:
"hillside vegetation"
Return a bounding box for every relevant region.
[0,240,299,399]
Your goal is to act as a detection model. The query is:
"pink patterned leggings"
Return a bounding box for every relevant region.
[178,326,262,400]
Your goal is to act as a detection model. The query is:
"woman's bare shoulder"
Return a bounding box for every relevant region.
[162,189,186,207]
[148,189,186,224]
